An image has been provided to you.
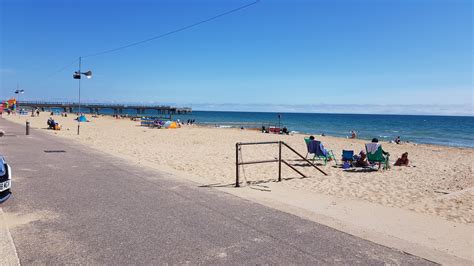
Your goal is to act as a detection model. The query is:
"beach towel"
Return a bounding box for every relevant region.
[366,143,380,154]
[308,140,328,157]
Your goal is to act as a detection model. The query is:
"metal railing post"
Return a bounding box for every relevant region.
[233,141,325,187]
[235,143,240,187]
[278,141,282,182]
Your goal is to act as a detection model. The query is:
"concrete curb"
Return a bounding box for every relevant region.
[0,208,20,265]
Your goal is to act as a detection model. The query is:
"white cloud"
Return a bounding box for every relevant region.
[0,68,15,75]
[189,103,473,116]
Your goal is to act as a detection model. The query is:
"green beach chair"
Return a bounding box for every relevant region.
[365,144,390,170]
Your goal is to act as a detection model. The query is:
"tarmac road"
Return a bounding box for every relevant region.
[0,118,434,264]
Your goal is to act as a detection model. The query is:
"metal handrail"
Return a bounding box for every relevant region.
[235,141,327,187]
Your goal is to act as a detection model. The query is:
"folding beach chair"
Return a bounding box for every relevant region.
[306,139,337,165]
[365,143,390,170]
[341,150,354,162]
[341,150,355,169]
[304,138,312,158]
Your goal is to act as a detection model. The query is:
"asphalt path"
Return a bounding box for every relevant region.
[0,118,434,264]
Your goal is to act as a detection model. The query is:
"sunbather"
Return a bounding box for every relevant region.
[394,152,409,166]
[354,150,369,167]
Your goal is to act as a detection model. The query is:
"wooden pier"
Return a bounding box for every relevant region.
[17,101,192,115]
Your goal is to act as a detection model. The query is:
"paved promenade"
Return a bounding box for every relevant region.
[0,118,433,264]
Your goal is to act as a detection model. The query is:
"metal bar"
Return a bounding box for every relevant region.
[281,160,307,178]
[278,141,282,182]
[237,141,280,146]
[235,143,240,187]
[77,56,81,135]
[237,159,279,166]
[281,142,328,176]
[234,141,327,188]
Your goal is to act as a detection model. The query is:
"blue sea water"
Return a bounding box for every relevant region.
[51,108,474,148]
[178,111,474,148]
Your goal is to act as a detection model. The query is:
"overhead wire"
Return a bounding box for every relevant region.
[45,58,79,78]
[44,0,260,77]
[82,0,260,58]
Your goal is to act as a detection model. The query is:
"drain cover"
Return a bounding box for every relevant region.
[44,150,66,153]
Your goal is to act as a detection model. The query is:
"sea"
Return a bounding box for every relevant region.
[49,108,474,148]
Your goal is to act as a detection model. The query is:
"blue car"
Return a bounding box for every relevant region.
[0,156,12,203]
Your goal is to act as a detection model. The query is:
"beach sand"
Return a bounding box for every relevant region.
[3,113,473,263]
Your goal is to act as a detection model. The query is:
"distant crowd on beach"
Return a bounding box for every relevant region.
[347,130,403,145]
[261,126,289,135]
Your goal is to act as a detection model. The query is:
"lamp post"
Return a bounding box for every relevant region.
[73,56,92,135]
[14,85,24,115]
[278,114,281,131]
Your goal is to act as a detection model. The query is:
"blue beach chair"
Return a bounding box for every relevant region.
[341,150,354,162]
[341,150,354,169]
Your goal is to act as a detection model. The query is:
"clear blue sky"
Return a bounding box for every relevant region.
[1,0,472,114]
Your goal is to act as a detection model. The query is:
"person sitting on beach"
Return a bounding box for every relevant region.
[354,151,369,167]
[394,152,409,166]
[370,138,389,154]
[47,117,61,130]
[47,117,55,129]
[394,136,401,144]
[350,130,357,139]
[366,138,390,169]
[282,127,289,135]
[307,136,332,161]
[153,120,161,128]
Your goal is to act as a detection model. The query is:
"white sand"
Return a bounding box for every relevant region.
[3,113,473,263]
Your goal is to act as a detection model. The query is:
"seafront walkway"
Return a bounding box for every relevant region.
[0,118,432,264]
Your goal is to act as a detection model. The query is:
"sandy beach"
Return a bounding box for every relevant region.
[3,112,473,263]
[6,113,472,223]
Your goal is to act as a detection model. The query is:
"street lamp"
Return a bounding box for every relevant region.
[14,85,24,115]
[73,56,92,135]
[278,114,281,131]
